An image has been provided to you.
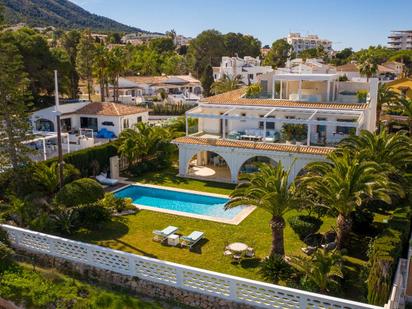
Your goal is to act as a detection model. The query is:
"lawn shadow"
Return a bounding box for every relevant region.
[240,257,261,269]
[75,220,130,242]
[113,239,157,259]
[188,238,209,255]
[346,233,371,261]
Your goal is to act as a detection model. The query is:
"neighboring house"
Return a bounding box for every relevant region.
[276,58,336,74]
[174,35,192,46]
[173,72,378,183]
[388,30,412,50]
[98,75,203,104]
[336,62,400,81]
[387,77,412,99]
[382,61,405,76]
[213,56,273,85]
[31,101,149,137]
[121,33,167,45]
[287,33,333,54]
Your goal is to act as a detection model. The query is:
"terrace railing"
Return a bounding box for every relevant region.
[1,224,385,309]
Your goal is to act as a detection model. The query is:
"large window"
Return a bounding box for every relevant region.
[336,119,355,134]
[80,117,98,131]
[123,118,130,129]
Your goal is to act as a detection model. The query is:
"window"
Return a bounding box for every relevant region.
[240,113,247,122]
[336,119,355,134]
[259,116,275,130]
[137,116,142,123]
[123,118,129,129]
[102,121,114,126]
[80,117,98,131]
[248,73,254,80]
[285,116,296,119]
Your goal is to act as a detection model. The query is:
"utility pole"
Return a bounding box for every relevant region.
[54,70,65,189]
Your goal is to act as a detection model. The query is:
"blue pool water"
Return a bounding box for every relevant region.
[114,185,244,219]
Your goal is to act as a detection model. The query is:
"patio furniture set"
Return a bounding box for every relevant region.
[227,129,281,143]
[153,226,204,249]
[224,242,255,263]
[301,230,337,256]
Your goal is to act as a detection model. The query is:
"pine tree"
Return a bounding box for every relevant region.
[76,30,96,101]
[201,65,214,97]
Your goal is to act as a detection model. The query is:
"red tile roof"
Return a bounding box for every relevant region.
[75,102,149,116]
[173,136,334,156]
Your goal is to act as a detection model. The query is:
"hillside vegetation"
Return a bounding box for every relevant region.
[0,0,142,33]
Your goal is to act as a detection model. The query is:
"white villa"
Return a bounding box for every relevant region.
[173,72,378,183]
[287,33,333,54]
[213,56,273,85]
[31,101,149,138]
[97,75,203,104]
[276,58,336,74]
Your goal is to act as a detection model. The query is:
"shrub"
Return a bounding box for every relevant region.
[54,178,104,207]
[45,142,118,177]
[367,206,411,305]
[245,83,262,98]
[357,90,368,103]
[76,203,111,230]
[259,254,293,284]
[288,215,323,240]
[281,123,307,141]
[100,193,134,213]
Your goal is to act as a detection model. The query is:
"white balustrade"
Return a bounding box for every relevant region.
[1,224,385,309]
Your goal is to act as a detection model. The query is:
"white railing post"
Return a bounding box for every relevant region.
[299,296,308,308]
[228,279,237,300]
[175,267,184,288]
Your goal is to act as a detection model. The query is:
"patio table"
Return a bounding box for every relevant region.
[227,242,248,253]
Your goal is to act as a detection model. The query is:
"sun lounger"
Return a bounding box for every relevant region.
[96,173,119,186]
[153,226,178,242]
[180,231,204,249]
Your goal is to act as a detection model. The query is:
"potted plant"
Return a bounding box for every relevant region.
[282,123,307,144]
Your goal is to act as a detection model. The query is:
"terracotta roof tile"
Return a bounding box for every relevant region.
[75,102,149,116]
[173,136,334,156]
[201,88,368,110]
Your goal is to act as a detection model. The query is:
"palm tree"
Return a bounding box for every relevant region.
[93,44,109,102]
[377,84,398,131]
[107,47,126,102]
[225,163,298,256]
[211,74,243,95]
[33,162,80,196]
[290,250,344,294]
[299,151,399,249]
[396,97,412,134]
[168,116,198,137]
[118,122,175,167]
[358,59,377,81]
[337,130,412,181]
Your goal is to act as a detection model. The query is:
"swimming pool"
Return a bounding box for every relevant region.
[114,184,253,224]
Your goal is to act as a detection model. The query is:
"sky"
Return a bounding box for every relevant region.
[70,0,412,51]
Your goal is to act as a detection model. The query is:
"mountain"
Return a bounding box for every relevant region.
[0,0,144,33]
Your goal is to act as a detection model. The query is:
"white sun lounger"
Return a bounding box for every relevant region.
[180,231,204,249]
[96,173,119,186]
[153,226,178,242]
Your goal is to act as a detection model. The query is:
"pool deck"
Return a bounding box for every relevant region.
[111,182,256,225]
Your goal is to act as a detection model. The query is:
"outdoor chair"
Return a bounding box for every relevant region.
[301,246,317,256]
[180,231,204,249]
[152,226,178,242]
[232,253,242,263]
[95,173,119,186]
[223,250,233,256]
[321,241,337,252]
[245,247,255,258]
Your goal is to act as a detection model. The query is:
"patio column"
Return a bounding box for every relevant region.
[280,80,283,99]
[298,79,302,100]
[332,81,336,101]
[42,138,47,161]
[272,77,275,99]
[286,81,289,100]
[307,124,311,146]
[222,116,226,139]
[66,134,70,153]
[263,120,267,140]
[326,80,331,101]
[185,116,188,136]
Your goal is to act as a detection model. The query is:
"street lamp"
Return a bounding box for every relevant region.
[53,70,65,189]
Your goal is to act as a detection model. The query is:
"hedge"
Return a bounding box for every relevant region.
[288,215,323,240]
[367,206,411,305]
[45,142,118,177]
[54,178,104,207]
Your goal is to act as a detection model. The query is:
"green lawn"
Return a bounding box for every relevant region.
[74,167,337,281]
[72,167,390,301]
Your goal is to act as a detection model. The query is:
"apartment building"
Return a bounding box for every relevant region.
[173,72,378,183]
[388,30,412,50]
[287,33,332,54]
[213,56,273,85]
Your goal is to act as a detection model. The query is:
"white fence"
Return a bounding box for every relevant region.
[1,224,383,309]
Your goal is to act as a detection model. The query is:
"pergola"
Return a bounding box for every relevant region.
[24,131,70,161]
[272,73,338,101]
[186,104,365,146]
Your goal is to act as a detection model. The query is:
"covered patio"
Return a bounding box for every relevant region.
[187,150,232,182]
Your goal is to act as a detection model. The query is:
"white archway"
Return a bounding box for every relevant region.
[185,150,233,182]
[238,156,278,177]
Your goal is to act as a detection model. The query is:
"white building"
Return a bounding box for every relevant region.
[31,101,149,138]
[336,62,400,82]
[213,56,273,85]
[173,72,378,184]
[287,33,332,54]
[388,30,412,50]
[277,58,336,74]
[97,75,203,104]
[121,33,167,45]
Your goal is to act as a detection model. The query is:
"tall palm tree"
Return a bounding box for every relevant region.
[337,129,412,181]
[358,59,377,81]
[93,44,109,102]
[107,47,126,102]
[396,97,412,135]
[225,163,298,256]
[211,74,243,95]
[377,84,398,131]
[168,116,198,137]
[299,152,399,250]
[290,250,344,294]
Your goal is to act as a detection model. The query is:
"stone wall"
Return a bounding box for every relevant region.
[13,249,256,309]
